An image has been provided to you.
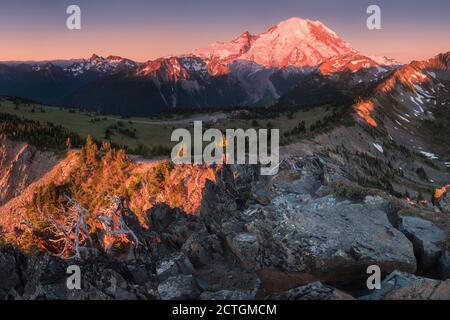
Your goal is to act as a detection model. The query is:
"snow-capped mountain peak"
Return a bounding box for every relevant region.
[193,17,356,68]
[64,54,137,76]
[241,17,355,67]
[193,31,257,62]
[367,55,399,66]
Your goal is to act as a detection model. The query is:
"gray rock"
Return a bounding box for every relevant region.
[200,290,253,300]
[156,253,195,282]
[364,195,389,211]
[173,253,195,275]
[79,267,147,300]
[148,204,201,248]
[438,250,450,280]
[228,233,260,270]
[437,189,450,213]
[277,176,320,196]
[200,165,416,293]
[398,216,447,271]
[21,253,68,300]
[211,191,417,292]
[182,232,223,268]
[0,246,22,299]
[270,282,355,300]
[251,181,272,205]
[19,253,147,300]
[127,263,153,286]
[360,271,450,300]
[156,259,179,282]
[158,274,199,300]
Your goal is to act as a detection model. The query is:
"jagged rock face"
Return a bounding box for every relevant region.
[0,246,24,299]
[16,253,150,300]
[230,195,416,292]
[438,251,450,280]
[361,271,450,300]
[200,162,416,293]
[437,189,450,213]
[156,252,195,282]
[148,204,203,250]
[0,139,59,205]
[397,216,447,273]
[181,231,223,269]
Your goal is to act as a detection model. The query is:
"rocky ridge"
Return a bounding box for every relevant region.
[1,145,449,300]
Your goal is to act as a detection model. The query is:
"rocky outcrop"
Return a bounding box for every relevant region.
[438,250,450,280]
[234,195,416,291]
[0,246,24,299]
[397,216,447,273]
[0,140,447,300]
[0,139,59,206]
[156,253,195,282]
[148,204,202,249]
[15,252,152,300]
[361,271,450,300]
[201,163,417,293]
[437,189,450,213]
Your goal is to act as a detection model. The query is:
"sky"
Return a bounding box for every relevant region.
[0,0,449,63]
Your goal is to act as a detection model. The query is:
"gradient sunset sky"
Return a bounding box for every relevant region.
[0,0,449,63]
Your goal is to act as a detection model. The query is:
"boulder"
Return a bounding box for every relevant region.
[251,181,272,205]
[438,250,450,280]
[182,231,223,268]
[222,193,416,292]
[89,268,146,300]
[21,253,68,300]
[0,246,23,299]
[156,252,195,282]
[200,166,417,292]
[360,271,450,300]
[157,274,199,300]
[126,263,154,286]
[437,189,450,213]
[148,204,202,249]
[270,282,355,300]
[398,216,447,272]
[20,252,148,300]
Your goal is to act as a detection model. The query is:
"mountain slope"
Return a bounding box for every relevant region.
[354,52,450,158]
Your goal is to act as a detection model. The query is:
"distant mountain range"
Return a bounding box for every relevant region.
[0,59,83,67]
[0,17,402,115]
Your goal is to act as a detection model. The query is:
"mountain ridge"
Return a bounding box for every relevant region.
[0,17,404,115]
